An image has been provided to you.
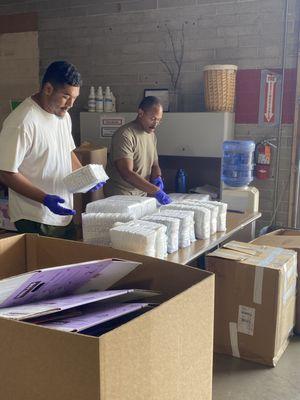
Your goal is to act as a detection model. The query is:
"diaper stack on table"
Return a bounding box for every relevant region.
[63,164,109,193]
[110,220,168,259]
[81,194,228,259]
[82,212,133,246]
[82,196,157,246]
[141,214,180,254]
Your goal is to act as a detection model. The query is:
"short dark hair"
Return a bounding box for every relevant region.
[42,61,82,88]
[139,96,162,112]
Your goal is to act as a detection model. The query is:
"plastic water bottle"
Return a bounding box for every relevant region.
[175,169,187,193]
[111,91,116,112]
[222,140,255,188]
[88,86,96,112]
[104,86,113,112]
[95,86,104,112]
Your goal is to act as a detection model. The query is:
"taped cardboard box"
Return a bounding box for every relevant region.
[252,229,300,334]
[73,143,108,228]
[0,234,214,400]
[206,241,297,366]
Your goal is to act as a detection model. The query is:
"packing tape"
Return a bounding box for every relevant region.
[286,259,297,281]
[253,247,286,304]
[257,247,285,267]
[253,267,264,304]
[229,322,240,358]
[283,281,297,304]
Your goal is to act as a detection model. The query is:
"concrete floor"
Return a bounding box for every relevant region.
[213,336,300,400]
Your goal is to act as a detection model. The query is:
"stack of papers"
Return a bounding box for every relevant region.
[0,259,159,335]
[37,302,153,333]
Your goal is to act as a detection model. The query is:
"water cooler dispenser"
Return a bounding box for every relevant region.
[221,140,259,241]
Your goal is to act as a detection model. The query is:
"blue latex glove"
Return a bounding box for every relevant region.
[88,181,106,192]
[155,190,172,205]
[151,176,164,191]
[43,194,76,216]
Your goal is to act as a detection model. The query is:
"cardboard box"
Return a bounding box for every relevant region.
[73,143,108,227]
[252,229,300,334]
[0,234,214,400]
[206,241,297,366]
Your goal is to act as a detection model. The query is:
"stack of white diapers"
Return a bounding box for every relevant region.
[162,203,211,240]
[63,164,109,193]
[82,212,133,246]
[158,209,194,248]
[109,220,168,259]
[169,193,210,202]
[183,200,225,234]
[86,196,157,219]
[141,214,180,253]
[205,201,227,232]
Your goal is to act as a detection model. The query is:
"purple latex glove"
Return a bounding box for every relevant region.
[43,194,76,216]
[88,181,106,192]
[151,176,164,191]
[155,190,172,205]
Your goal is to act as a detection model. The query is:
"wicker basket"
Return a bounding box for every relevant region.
[203,65,238,112]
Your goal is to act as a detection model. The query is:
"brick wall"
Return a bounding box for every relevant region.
[0,0,299,228]
[0,12,39,126]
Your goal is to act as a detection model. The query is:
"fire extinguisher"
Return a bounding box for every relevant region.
[254,139,276,180]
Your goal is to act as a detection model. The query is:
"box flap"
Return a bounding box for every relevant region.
[209,241,297,270]
[0,234,27,278]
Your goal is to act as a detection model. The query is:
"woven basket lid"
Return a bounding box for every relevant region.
[203,64,238,71]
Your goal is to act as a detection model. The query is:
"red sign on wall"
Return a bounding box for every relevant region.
[259,70,282,126]
[264,74,277,123]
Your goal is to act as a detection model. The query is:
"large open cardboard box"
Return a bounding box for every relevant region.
[252,229,300,334]
[0,234,214,400]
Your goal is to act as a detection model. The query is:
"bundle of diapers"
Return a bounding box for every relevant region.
[109,195,158,216]
[63,164,109,193]
[181,193,210,202]
[82,212,133,246]
[86,196,156,218]
[205,201,227,232]
[169,193,210,202]
[142,214,180,254]
[109,220,167,259]
[163,203,211,240]
[182,200,219,235]
[168,193,190,202]
[158,209,194,248]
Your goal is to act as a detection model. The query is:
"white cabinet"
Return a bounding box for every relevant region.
[80,112,235,157]
[156,112,234,157]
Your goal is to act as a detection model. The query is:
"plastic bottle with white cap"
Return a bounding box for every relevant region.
[111,90,116,112]
[95,86,104,112]
[88,86,96,112]
[104,86,113,112]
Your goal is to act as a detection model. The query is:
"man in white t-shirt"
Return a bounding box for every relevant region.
[0,61,104,239]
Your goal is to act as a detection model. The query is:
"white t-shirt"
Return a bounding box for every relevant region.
[0,97,75,226]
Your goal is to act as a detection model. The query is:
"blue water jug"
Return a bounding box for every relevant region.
[222,140,255,187]
[175,169,187,193]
